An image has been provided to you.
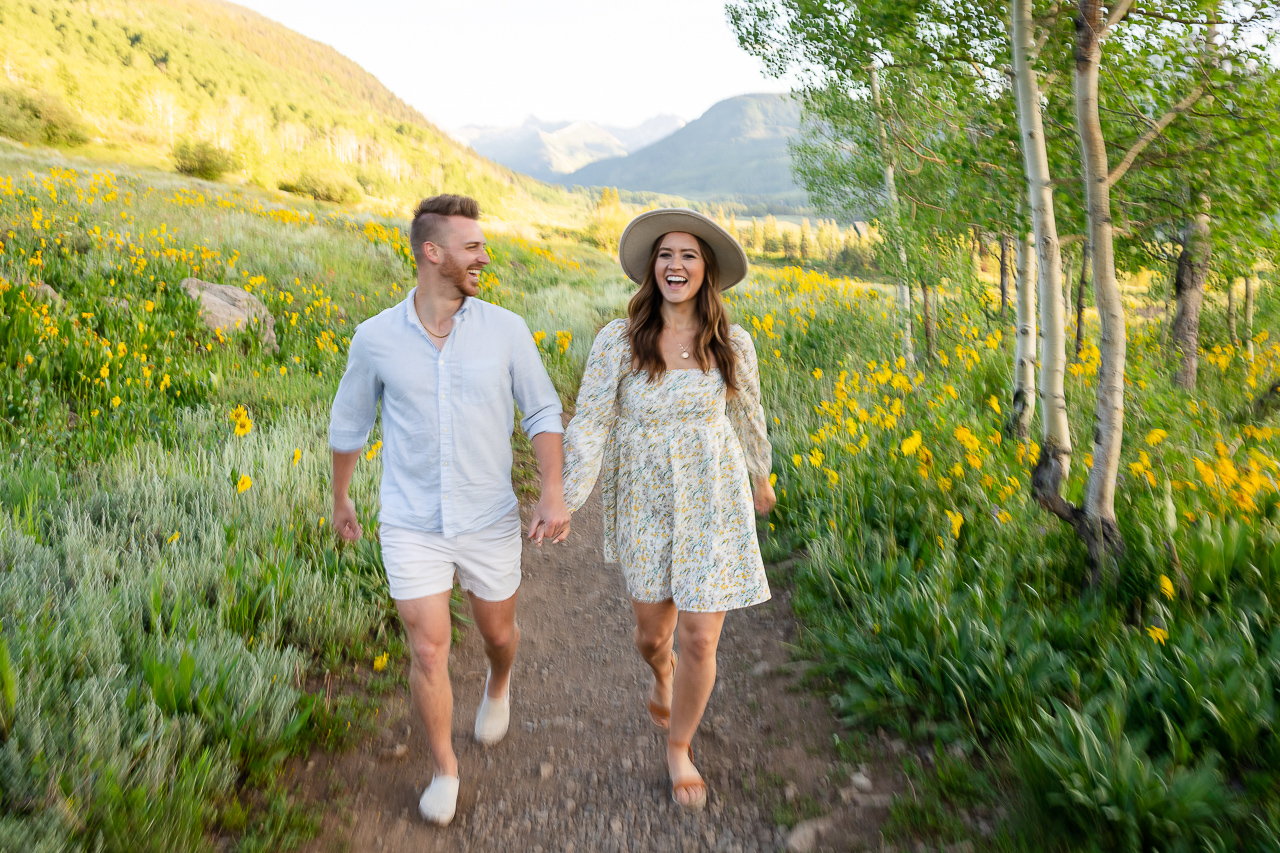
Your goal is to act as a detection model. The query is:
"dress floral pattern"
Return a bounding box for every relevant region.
[563,319,772,612]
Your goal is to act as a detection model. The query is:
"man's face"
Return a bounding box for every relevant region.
[426,217,489,297]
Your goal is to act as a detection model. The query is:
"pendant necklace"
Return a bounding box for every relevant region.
[677,342,690,360]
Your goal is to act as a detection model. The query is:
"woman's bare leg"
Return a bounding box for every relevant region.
[631,598,679,721]
[667,610,726,804]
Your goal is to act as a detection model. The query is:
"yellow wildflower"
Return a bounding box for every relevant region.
[293,448,302,466]
[812,368,823,380]
[901,431,923,457]
[1146,429,1168,447]
[373,653,389,673]
[167,530,180,544]
[988,396,1000,414]
[945,510,963,538]
[1159,574,1175,600]
[793,454,803,468]
[236,474,253,494]
[1146,625,1168,645]
[111,395,121,408]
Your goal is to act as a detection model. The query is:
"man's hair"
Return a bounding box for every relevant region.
[410,194,481,264]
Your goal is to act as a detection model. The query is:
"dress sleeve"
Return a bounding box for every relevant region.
[563,320,627,513]
[726,325,772,482]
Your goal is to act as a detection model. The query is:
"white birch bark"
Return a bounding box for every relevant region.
[1011,0,1072,499]
[1075,0,1126,575]
[1013,231,1038,439]
[869,65,915,367]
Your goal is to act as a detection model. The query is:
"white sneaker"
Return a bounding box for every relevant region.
[418,775,460,826]
[474,668,510,745]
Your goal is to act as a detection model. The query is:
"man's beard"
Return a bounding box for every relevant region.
[440,253,479,297]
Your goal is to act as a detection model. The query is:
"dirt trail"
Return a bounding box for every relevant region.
[291,486,896,853]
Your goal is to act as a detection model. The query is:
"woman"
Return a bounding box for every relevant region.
[562,208,775,810]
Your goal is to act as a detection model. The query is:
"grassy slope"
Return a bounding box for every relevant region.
[0,0,586,224]
[0,148,624,851]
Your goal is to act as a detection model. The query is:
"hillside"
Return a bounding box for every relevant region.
[459,114,685,182]
[0,0,584,223]
[565,93,804,209]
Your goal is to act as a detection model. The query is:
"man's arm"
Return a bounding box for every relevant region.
[332,449,363,541]
[527,432,570,545]
[328,326,380,543]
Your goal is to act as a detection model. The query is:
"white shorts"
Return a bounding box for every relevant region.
[380,507,522,602]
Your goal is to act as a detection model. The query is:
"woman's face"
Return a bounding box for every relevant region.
[653,232,706,307]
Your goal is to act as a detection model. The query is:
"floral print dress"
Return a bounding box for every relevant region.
[563,319,773,612]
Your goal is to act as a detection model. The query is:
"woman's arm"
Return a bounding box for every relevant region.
[563,320,627,513]
[726,326,776,514]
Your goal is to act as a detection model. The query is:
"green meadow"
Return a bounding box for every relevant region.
[2,140,1280,852]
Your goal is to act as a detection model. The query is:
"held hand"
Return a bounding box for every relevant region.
[527,492,571,546]
[333,494,363,542]
[752,477,777,516]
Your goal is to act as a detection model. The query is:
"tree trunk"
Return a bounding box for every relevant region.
[1012,0,1072,510]
[869,66,915,367]
[1171,196,1211,389]
[1062,252,1075,332]
[999,233,1012,317]
[1012,231,1038,439]
[1246,273,1257,358]
[972,225,983,284]
[1227,277,1238,344]
[922,282,936,362]
[1074,0,1126,581]
[1070,239,1090,358]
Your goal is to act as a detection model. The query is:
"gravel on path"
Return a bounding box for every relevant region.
[291,486,893,853]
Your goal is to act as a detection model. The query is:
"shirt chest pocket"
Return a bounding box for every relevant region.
[457,358,507,405]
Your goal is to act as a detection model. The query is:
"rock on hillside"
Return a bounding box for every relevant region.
[182,278,276,350]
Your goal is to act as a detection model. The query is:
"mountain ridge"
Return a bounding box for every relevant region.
[459,114,685,182]
[564,93,804,208]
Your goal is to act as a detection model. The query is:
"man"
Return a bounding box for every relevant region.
[329,194,570,826]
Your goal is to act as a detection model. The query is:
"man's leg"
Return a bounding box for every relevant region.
[469,592,519,699]
[395,591,458,779]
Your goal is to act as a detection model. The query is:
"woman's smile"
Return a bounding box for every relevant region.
[655,232,705,304]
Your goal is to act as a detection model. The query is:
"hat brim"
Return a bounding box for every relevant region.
[617,208,749,291]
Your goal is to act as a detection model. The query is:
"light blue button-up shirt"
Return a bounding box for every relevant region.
[328,290,563,537]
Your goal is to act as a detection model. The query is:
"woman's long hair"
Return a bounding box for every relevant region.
[626,234,738,393]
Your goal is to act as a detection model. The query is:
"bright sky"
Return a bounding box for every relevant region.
[234,0,791,131]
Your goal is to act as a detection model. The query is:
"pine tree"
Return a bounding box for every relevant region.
[751,218,764,253]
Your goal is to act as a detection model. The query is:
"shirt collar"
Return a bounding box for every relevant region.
[404,287,473,327]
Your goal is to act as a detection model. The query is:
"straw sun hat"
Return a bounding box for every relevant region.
[617,207,749,291]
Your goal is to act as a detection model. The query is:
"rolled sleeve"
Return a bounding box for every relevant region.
[328,325,382,452]
[511,318,564,439]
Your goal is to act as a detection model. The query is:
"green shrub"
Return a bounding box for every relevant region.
[0,86,89,147]
[173,139,241,180]
[279,169,361,205]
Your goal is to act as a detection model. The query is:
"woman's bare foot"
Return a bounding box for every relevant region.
[666,740,706,810]
[648,652,676,729]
